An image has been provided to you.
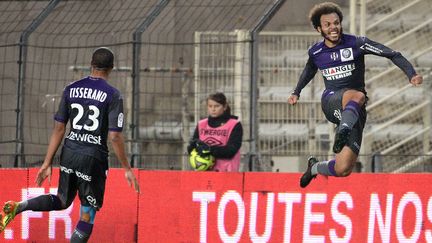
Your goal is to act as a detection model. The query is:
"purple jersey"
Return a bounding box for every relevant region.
[54,76,124,161]
[293,33,417,96]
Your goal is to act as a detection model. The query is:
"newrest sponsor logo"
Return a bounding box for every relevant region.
[66,131,102,145]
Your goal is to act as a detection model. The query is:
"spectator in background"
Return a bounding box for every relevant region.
[188,92,243,172]
[287,2,423,188]
[0,47,140,242]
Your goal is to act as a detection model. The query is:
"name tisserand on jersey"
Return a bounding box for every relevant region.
[69,87,107,102]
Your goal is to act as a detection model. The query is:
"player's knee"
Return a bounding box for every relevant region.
[80,213,91,223]
[334,162,353,177]
[57,198,75,210]
[336,168,352,177]
[80,205,96,224]
[352,92,366,106]
[51,194,70,210]
[62,199,74,209]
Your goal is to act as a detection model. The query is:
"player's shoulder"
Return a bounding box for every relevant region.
[99,79,118,91]
[308,40,325,56]
[340,33,363,46]
[97,81,122,103]
[105,82,122,98]
[342,33,358,41]
[345,34,369,46]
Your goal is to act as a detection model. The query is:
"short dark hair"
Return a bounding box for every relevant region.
[91,47,114,70]
[207,92,231,115]
[309,2,343,30]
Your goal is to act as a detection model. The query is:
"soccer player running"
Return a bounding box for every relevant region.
[0,47,140,242]
[288,2,423,188]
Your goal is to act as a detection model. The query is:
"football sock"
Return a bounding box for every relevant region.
[71,221,93,243]
[340,100,360,131]
[312,159,336,176]
[70,229,90,243]
[18,194,63,213]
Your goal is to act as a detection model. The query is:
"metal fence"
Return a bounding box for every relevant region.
[0,0,286,170]
[360,0,432,171]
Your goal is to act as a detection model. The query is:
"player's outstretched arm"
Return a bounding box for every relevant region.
[109,131,140,193]
[36,121,66,186]
[410,74,423,86]
[289,56,317,105]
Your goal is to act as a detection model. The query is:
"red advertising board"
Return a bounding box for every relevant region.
[1,169,432,242]
[0,168,138,242]
[137,171,432,243]
[137,171,244,242]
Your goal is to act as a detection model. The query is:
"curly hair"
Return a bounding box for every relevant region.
[309,2,343,30]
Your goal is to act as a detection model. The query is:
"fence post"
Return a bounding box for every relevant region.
[359,0,366,36]
[15,0,60,167]
[371,152,382,172]
[349,0,357,34]
[249,0,286,171]
[424,76,432,153]
[131,0,170,167]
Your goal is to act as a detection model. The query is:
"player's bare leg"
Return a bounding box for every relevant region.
[334,146,357,176]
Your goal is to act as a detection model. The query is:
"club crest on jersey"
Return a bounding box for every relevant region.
[340,48,354,62]
[330,52,339,61]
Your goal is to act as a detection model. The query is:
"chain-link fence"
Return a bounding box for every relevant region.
[0,0,287,170]
[361,0,432,171]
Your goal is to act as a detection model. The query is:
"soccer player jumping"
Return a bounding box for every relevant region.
[0,47,140,242]
[288,2,423,188]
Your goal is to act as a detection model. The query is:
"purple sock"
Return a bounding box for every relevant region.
[341,100,361,130]
[345,100,361,113]
[76,220,93,235]
[328,159,336,176]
